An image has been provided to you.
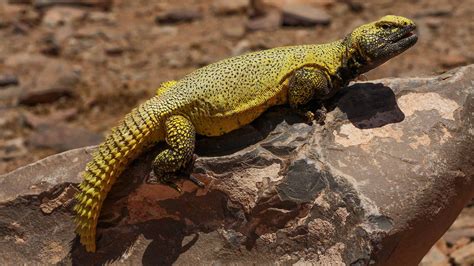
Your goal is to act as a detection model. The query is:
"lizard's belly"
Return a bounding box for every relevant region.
[190,87,288,137]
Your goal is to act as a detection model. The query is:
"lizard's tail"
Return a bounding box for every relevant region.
[74,97,161,252]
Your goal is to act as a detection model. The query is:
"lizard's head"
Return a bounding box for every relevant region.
[348,15,418,72]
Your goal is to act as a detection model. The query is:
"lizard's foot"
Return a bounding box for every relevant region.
[162,179,182,193]
[146,171,182,192]
[314,106,327,125]
[304,111,315,124]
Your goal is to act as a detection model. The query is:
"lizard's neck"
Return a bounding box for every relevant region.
[335,36,368,85]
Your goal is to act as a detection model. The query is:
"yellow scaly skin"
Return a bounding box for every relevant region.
[74,15,417,252]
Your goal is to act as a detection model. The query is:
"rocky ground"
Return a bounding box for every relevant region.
[0,0,473,264]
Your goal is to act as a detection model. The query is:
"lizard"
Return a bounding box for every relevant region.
[74,15,417,252]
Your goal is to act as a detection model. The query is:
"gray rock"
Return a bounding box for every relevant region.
[0,65,473,265]
[211,0,250,15]
[18,60,81,105]
[27,123,103,152]
[419,244,449,266]
[246,9,281,31]
[281,4,331,27]
[155,8,202,25]
[451,242,474,265]
[0,74,19,87]
[33,0,112,9]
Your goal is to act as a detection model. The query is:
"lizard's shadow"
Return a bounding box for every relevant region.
[68,82,404,265]
[327,82,405,129]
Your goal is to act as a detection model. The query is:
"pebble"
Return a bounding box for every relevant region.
[281,4,331,27]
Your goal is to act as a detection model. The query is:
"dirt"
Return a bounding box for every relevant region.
[0,0,473,263]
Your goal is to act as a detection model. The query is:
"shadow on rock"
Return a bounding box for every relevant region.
[68,147,245,265]
[329,82,405,129]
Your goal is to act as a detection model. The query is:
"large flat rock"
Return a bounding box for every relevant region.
[0,65,473,265]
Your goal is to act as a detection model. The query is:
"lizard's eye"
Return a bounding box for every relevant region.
[380,24,390,30]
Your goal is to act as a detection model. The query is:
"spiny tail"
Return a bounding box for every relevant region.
[74,97,161,252]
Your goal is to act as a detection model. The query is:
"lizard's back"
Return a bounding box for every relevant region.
[159,43,341,136]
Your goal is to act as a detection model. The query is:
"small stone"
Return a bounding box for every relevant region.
[85,11,116,25]
[281,4,331,27]
[19,61,81,105]
[104,39,128,56]
[211,0,250,15]
[0,74,19,87]
[38,32,61,56]
[41,7,86,27]
[231,39,251,56]
[246,9,281,31]
[441,54,467,68]
[163,49,189,68]
[33,0,113,9]
[0,138,27,161]
[419,244,450,266]
[27,123,103,152]
[451,237,471,252]
[222,24,246,38]
[444,229,474,245]
[155,8,202,24]
[450,242,474,265]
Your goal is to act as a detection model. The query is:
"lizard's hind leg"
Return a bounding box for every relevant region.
[151,115,201,192]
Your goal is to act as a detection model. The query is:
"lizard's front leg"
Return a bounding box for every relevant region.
[288,67,331,124]
[150,115,203,192]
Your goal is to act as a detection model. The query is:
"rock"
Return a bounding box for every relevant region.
[231,39,251,56]
[419,244,449,266]
[451,242,474,265]
[444,229,474,246]
[155,8,202,25]
[0,65,473,264]
[27,122,102,152]
[441,53,467,68]
[211,0,250,15]
[281,4,331,27]
[38,32,61,56]
[0,138,27,161]
[222,24,246,38]
[41,7,86,27]
[22,108,78,128]
[18,60,81,105]
[85,11,116,25]
[0,74,19,87]
[33,0,113,9]
[246,8,281,31]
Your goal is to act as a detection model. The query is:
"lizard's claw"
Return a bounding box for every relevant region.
[189,174,205,188]
[145,171,159,184]
[314,107,327,125]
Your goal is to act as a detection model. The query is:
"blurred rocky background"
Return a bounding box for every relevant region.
[0,0,472,264]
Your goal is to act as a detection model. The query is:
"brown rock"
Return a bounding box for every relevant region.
[443,229,474,246]
[441,54,467,68]
[0,138,27,161]
[211,0,250,15]
[281,4,331,27]
[0,65,473,264]
[155,8,202,25]
[41,6,85,27]
[18,60,81,105]
[0,74,19,87]
[38,32,61,56]
[451,242,474,265]
[222,24,246,38]
[419,244,449,266]
[33,0,113,9]
[246,8,281,31]
[27,123,102,152]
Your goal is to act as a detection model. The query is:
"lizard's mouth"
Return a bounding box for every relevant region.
[391,25,418,45]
